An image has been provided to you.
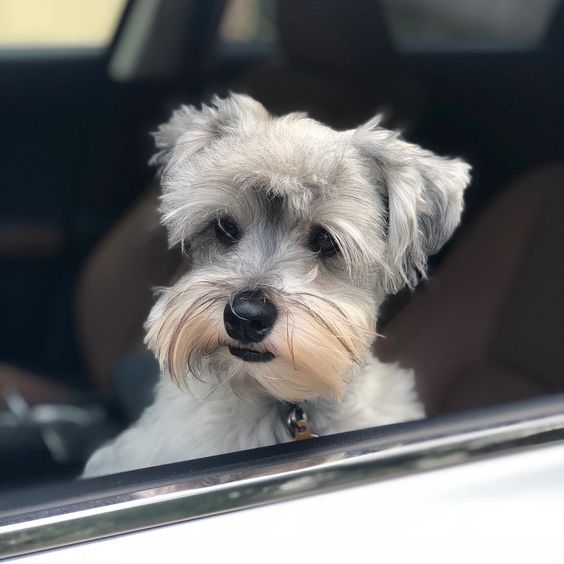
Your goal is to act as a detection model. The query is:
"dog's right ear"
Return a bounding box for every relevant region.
[150,93,268,172]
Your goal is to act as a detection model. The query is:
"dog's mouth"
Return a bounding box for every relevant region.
[228,346,274,363]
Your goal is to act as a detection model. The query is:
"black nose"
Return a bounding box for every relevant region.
[224,290,278,344]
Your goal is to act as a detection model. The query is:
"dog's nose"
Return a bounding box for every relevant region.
[224,290,278,343]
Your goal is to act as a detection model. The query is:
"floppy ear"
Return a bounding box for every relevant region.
[352,116,471,293]
[150,93,269,172]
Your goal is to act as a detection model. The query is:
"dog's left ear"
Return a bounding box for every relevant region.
[150,93,269,172]
[351,116,471,293]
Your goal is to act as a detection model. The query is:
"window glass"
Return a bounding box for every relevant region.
[219,0,276,44]
[380,0,560,49]
[0,0,127,49]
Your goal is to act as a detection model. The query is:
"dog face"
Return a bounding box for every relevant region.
[145,94,470,402]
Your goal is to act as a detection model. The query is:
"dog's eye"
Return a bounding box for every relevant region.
[215,215,240,244]
[309,226,338,257]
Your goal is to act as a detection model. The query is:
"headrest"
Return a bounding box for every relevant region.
[277,0,394,72]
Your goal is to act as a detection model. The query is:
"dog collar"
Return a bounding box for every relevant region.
[286,403,318,440]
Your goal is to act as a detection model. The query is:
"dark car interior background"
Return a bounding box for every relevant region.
[0,0,563,489]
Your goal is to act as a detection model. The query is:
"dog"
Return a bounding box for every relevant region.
[83,94,470,477]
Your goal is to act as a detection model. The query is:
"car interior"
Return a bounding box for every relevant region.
[0,0,563,496]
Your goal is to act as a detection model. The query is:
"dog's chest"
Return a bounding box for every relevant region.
[153,357,423,461]
[152,381,293,459]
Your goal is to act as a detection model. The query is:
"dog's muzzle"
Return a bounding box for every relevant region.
[224,290,277,344]
[224,290,277,362]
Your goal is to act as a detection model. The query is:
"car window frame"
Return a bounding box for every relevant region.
[2,394,564,559]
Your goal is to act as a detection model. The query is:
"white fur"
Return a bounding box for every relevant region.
[83,357,422,476]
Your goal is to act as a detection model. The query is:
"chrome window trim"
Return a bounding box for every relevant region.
[2,406,564,559]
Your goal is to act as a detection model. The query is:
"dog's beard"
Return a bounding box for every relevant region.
[145,281,376,402]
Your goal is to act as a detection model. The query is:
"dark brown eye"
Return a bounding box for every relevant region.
[215,215,240,244]
[309,225,338,257]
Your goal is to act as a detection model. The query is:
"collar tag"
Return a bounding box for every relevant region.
[287,404,318,441]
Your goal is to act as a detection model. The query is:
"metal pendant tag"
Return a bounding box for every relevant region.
[287,404,318,441]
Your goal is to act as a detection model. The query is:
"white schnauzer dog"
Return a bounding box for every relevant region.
[83,94,470,477]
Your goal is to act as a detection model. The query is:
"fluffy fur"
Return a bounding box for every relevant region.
[83,94,470,477]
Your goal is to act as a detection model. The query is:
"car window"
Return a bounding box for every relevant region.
[0,0,563,557]
[0,0,127,49]
[381,0,560,49]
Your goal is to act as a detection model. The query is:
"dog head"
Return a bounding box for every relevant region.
[145,94,470,401]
